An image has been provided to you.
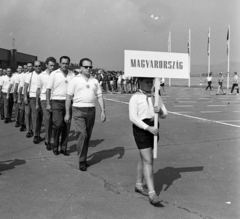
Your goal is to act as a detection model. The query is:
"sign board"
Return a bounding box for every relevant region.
[124,50,189,79]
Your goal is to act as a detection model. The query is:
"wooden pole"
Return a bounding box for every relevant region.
[153,78,160,159]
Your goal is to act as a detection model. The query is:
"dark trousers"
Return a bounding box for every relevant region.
[29,98,43,137]
[19,94,25,126]
[51,100,71,150]
[0,95,4,117]
[205,81,212,90]
[72,107,95,163]
[25,97,32,131]
[3,93,13,119]
[14,94,20,124]
[230,83,239,94]
[41,100,52,142]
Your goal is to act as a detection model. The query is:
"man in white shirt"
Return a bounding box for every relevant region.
[20,62,34,135]
[65,58,106,171]
[36,57,56,150]
[0,67,14,123]
[230,72,239,95]
[7,65,23,127]
[46,56,75,156]
[17,64,30,132]
[0,68,4,120]
[24,61,43,144]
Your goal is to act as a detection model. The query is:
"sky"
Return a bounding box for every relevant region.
[0,0,239,71]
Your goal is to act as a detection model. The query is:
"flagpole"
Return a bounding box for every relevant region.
[168,31,171,86]
[188,29,191,87]
[208,27,210,76]
[227,25,230,89]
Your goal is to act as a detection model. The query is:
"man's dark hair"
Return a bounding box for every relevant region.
[45,57,56,65]
[59,56,70,63]
[79,58,92,67]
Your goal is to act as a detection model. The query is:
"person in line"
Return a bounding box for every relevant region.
[0,68,3,120]
[229,72,239,95]
[205,73,213,91]
[46,56,75,156]
[7,65,23,127]
[0,68,14,123]
[129,77,167,206]
[24,61,43,144]
[65,58,106,171]
[216,72,226,95]
[17,64,31,132]
[36,57,56,150]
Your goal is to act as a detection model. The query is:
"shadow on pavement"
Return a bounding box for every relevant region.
[68,139,105,153]
[87,147,125,166]
[0,159,26,175]
[154,166,204,195]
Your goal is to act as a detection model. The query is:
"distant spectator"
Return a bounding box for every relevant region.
[229,72,239,95]
[216,72,226,95]
[205,73,213,91]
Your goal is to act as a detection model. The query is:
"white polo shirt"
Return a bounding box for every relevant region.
[37,70,51,100]
[10,73,21,91]
[67,74,102,107]
[47,68,75,100]
[0,75,14,93]
[25,71,40,98]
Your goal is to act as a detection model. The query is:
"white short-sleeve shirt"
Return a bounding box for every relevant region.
[37,70,51,100]
[19,72,28,94]
[25,71,40,98]
[46,69,75,100]
[0,75,13,93]
[67,75,102,107]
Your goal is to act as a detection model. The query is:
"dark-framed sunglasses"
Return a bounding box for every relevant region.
[82,66,93,69]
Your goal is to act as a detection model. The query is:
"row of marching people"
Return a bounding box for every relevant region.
[0,56,106,172]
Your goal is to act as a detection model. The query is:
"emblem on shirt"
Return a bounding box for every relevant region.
[65,80,68,84]
[86,85,90,88]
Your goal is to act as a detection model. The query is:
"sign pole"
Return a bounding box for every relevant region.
[153,78,160,159]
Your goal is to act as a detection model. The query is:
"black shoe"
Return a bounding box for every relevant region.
[85,161,90,167]
[60,149,70,156]
[15,122,20,127]
[79,162,87,171]
[8,119,12,123]
[53,148,59,155]
[20,125,26,132]
[33,136,40,144]
[26,130,33,138]
[45,141,52,151]
[4,118,9,124]
[1,116,4,120]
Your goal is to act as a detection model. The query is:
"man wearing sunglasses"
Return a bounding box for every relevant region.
[65,58,106,171]
[46,56,75,156]
[24,61,43,144]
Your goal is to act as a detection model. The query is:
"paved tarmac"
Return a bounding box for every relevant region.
[0,87,239,219]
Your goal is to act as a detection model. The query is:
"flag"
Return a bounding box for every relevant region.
[12,38,15,49]
[187,29,191,55]
[207,28,210,56]
[168,31,171,52]
[227,27,230,55]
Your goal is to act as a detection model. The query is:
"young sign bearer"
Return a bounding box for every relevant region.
[129,77,167,206]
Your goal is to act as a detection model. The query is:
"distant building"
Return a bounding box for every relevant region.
[0,48,37,70]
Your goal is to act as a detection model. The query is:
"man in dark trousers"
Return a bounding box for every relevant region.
[46,56,75,155]
[65,58,106,171]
